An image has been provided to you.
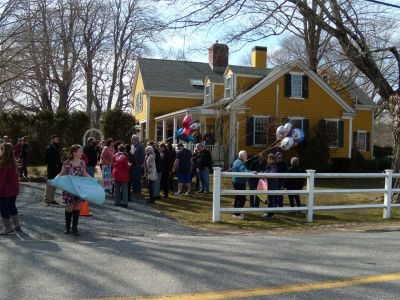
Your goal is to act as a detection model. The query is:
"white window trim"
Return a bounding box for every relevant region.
[356,130,367,152]
[204,84,213,104]
[288,71,305,100]
[135,92,144,113]
[325,119,340,149]
[288,117,304,130]
[224,75,233,99]
[252,115,270,147]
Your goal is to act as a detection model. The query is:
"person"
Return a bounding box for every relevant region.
[196,143,212,194]
[112,144,131,208]
[167,142,176,191]
[144,146,157,203]
[285,157,305,209]
[203,129,215,145]
[98,140,106,165]
[44,135,62,205]
[83,137,98,177]
[148,141,161,200]
[231,150,253,219]
[125,144,134,202]
[172,143,192,195]
[2,136,10,144]
[159,143,171,199]
[0,143,21,235]
[14,138,22,160]
[130,135,145,194]
[248,153,267,208]
[19,136,29,178]
[264,153,279,218]
[55,144,91,236]
[191,147,200,191]
[100,139,114,192]
[275,151,287,207]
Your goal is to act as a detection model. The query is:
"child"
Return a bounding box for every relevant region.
[0,143,21,235]
[56,144,91,236]
[144,146,157,203]
[112,144,131,208]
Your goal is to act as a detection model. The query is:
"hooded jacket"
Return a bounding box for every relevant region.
[112,152,131,183]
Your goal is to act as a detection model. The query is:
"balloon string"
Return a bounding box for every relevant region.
[224,139,281,172]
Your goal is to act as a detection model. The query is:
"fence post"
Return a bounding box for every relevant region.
[383,169,393,220]
[213,167,222,222]
[306,170,315,223]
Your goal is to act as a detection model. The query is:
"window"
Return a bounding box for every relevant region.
[204,84,212,104]
[224,76,232,99]
[190,79,204,86]
[289,117,303,130]
[325,120,339,148]
[357,131,367,151]
[254,116,269,145]
[291,74,303,98]
[135,93,143,113]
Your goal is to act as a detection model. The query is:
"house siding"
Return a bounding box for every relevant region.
[132,70,147,122]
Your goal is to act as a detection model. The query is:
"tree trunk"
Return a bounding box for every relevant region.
[389,93,400,202]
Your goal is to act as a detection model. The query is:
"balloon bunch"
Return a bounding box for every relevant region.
[175,114,201,143]
[276,123,305,151]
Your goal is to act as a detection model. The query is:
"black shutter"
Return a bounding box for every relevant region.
[246,117,254,146]
[366,132,370,151]
[303,119,309,140]
[302,75,309,98]
[338,121,344,147]
[353,131,357,147]
[284,74,291,97]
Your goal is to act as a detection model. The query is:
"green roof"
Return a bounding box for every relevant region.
[138,58,223,93]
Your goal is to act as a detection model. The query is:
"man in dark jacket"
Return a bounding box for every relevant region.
[275,151,287,207]
[284,157,305,208]
[196,143,212,193]
[129,135,145,194]
[84,137,98,177]
[44,135,62,205]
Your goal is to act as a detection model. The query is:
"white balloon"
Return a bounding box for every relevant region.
[280,136,294,151]
[276,125,286,140]
[284,123,292,132]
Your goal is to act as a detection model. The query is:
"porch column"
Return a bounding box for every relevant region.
[229,111,237,165]
[162,120,167,142]
[154,121,158,141]
[173,117,177,145]
[348,118,353,159]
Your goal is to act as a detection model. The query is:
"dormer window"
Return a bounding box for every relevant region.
[284,73,309,99]
[190,79,204,86]
[204,84,212,104]
[224,76,233,99]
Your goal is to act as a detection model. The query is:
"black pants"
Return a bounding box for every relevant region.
[160,171,169,197]
[289,194,301,207]
[233,182,246,216]
[267,195,279,217]
[19,159,28,178]
[147,180,154,200]
[0,196,18,219]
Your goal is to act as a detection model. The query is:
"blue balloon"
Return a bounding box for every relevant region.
[291,128,304,143]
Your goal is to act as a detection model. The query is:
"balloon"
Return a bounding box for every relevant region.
[280,136,294,151]
[276,126,286,140]
[182,114,192,128]
[182,127,193,137]
[291,128,304,143]
[190,122,201,130]
[284,122,292,135]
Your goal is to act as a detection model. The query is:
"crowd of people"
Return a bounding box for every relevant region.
[231,150,305,220]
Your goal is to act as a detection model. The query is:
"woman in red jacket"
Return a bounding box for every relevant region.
[112,144,131,208]
[0,143,21,235]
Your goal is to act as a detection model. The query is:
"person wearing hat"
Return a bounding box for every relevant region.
[172,143,192,195]
[275,151,287,207]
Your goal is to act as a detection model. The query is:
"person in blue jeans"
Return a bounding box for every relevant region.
[248,152,267,207]
[195,143,212,193]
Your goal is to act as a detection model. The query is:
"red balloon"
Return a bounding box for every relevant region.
[182,114,191,128]
[182,127,193,137]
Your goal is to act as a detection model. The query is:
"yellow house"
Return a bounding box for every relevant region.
[131,44,376,166]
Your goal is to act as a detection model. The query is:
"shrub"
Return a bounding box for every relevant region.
[100,109,136,143]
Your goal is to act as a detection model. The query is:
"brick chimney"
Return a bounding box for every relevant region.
[208,43,229,72]
[251,46,267,68]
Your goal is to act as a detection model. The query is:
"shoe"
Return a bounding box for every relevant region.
[185,191,191,195]
[122,204,128,208]
[11,215,21,232]
[49,201,59,205]
[154,196,161,200]
[146,199,155,204]
[232,214,244,220]
[262,213,273,218]
[72,229,80,236]
[114,203,122,206]
[0,218,15,235]
[174,191,181,195]
[197,190,204,193]
[162,196,169,199]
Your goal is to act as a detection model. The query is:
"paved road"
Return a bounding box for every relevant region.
[1,183,400,300]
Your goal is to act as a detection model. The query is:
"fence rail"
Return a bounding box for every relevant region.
[212,168,400,223]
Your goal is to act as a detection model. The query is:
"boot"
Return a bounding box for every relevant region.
[72,210,80,236]
[11,214,21,231]
[0,218,15,235]
[64,211,72,234]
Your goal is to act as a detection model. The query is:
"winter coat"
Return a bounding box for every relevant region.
[266,163,279,190]
[284,165,305,190]
[276,161,287,188]
[196,149,212,170]
[144,154,157,181]
[160,151,170,174]
[0,165,19,197]
[112,152,131,183]
[130,142,145,167]
[231,158,251,184]
[46,143,62,179]
[100,146,113,166]
[83,144,98,167]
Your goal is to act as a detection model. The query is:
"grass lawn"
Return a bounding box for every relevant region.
[148,176,400,232]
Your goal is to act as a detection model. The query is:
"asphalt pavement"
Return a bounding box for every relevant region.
[1,183,400,300]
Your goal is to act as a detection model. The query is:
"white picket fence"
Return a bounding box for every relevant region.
[212,168,400,222]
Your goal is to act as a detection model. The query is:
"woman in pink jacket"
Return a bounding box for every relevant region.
[0,143,21,235]
[112,144,131,208]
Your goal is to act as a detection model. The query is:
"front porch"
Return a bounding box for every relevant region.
[154,107,228,166]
